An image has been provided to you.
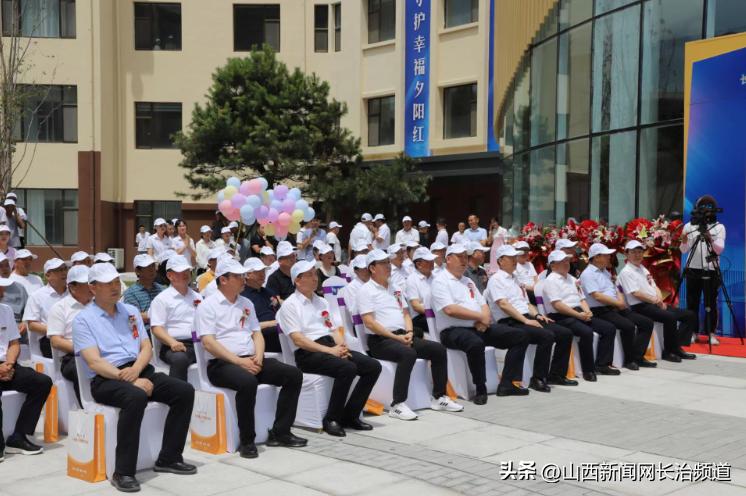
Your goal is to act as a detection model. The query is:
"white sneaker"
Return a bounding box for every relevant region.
[710,334,720,345]
[389,402,418,420]
[431,395,464,412]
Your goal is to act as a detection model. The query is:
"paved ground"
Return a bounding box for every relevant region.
[2,353,746,495]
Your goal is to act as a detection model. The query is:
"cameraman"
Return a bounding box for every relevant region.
[680,197,725,345]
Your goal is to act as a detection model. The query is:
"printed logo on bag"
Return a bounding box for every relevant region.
[321,310,333,328]
[128,315,138,339]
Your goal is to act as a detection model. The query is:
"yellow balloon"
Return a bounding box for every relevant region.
[262,191,270,203]
[265,224,275,236]
[224,186,237,199]
[291,209,304,222]
[289,222,301,235]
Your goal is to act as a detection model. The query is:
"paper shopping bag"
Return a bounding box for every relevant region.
[34,362,59,442]
[190,391,227,454]
[67,410,106,482]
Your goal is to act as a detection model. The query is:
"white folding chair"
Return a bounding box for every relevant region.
[74,355,169,477]
[1,390,26,440]
[336,295,364,353]
[150,335,200,386]
[50,347,79,433]
[425,309,498,400]
[192,340,278,451]
[338,264,351,282]
[28,331,54,378]
[322,276,348,325]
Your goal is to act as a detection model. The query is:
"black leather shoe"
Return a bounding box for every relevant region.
[111,473,140,493]
[583,372,597,382]
[675,349,696,360]
[638,359,657,368]
[496,385,529,397]
[153,460,197,475]
[473,393,488,405]
[528,377,551,393]
[239,443,258,458]
[547,375,578,386]
[322,420,346,437]
[266,429,308,447]
[596,365,621,376]
[662,351,682,363]
[343,419,374,431]
[624,361,640,370]
[5,435,42,455]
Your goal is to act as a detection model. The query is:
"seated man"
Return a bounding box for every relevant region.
[486,245,575,392]
[277,260,382,437]
[544,250,620,382]
[431,244,530,403]
[23,258,69,358]
[149,255,202,381]
[197,247,223,293]
[196,258,305,459]
[10,249,44,297]
[429,242,446,276]
[266,242,297,300]
[259,246,278,283]
[338,255,369,317]
[0,253,27,331]
[73,263,196,492]
[513,241,538,304]
[580,243,656,370]
[0,276,52,458]
[123,254,165,336]
[359,249,463,420]
[47,265,92,407]
[387,244,410,290]
[240,258,282,353]
[405,247,436,337]
[465,242,490,294]
[618,240,696,363]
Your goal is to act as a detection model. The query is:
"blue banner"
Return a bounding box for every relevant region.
[404,0,431,157]
[487,0,498,152]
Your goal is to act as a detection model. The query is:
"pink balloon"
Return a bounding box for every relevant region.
[219,199,232,214]
[239,181,252,196]
[281,198,296,213]
[277,212,291,227]
[231,193,246,209]
[258,218,269,226]
[247,179,262,195]
[226,208,241,222]
[274,225,288,239]
[274,184,289,200]
[267,208,279,223]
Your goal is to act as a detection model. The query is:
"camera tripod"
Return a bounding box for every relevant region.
[674,224,743,354]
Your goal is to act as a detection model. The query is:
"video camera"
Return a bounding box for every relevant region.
[690,195,722,232]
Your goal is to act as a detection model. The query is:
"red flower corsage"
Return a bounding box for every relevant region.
[240,307,251,328]
[393,291,403,309]
[321,310,333,329]
[467,283,475,299]
[128,315,139,339]
[193,299,201,307]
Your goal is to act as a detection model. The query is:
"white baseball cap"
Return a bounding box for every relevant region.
[153,217,167,227]
[208,247,226,260]
[555,239,578,250]
[3,199,14,207]
[157,249,176,264]
[133,254,156,269]
[418,220,430,228]
[171,218,179,225]
[221,226,232,235]
[365,249,389,266]
[405,240,420,249]
[413,247,436,262]
[588,243,616,259]
[316,243,333,255]
[0,225,10,234]
[43,258,67,272]
[430,242,446,252]
[200,225,211,234]
[93,252,114,263]
[548,250,571,264]
[402,216,412,223]
[70,251,92,263]
[243,257,267,272]
[466,242,490,255]
[215,258,250,278]
[88,262,120,283]
[373,213,385,221]
[259,246,275,256]
[277,242,296,258]
[228,221,239,229]
[352,240,370,253]
[66,265,89,284]
[387,243,404,256]
[0,277,13,287]
[312,240,327,251]
[329,221,342,229]
[14,249,37,260]
[361,213,373,222]
[446,244,467,256]
[0,253,7,264]
[496,245,521,259]
[513,241,530,251]
[290,260,316,283]
[166,254,192,272]
[351,254,368,270]
[5,192,16,199]
[625,240,644,251]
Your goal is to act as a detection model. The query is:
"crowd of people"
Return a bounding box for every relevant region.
[0,209,714,493]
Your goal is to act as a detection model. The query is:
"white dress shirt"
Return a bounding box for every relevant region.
[579,265,619,308]
[277,290,337,342]
[485,270,530,320]
[390,264,409,291]
[149,286,202,341]
[23,284,68,324]
[394,228,420,245]
[514,261,537,287]
[463,227,487,243]
[195,239,215,269]
[349,223,373,250]
[171,236,196,265]
[405,269,433,314]
[435,229,448,247]
[357,279,407,334]
[10,272,44,297]
[195,290,260,358]
[326,231,342,262]
[544,272,585,311]
[0,303,20,361]
[47,294,88,341]
[618,262,658,306]
[431,269,485,332]
[146,233,173,259]
[375,224,391,250]
[450,231,466,245]
[339,277,365,316]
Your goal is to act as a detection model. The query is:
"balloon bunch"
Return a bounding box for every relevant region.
[216,176,315,239]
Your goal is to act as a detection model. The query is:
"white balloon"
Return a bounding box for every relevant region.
[303,207,315,222]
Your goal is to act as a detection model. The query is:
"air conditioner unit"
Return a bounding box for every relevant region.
[108,248,125,270]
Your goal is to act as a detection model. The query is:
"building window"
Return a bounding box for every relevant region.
[590,130,636,225]
[1,0,75,38]
[367,95,395,146]
[314,4,328,53]
[333,3,341,51]
[13,189,78,245]
[234,4,280,51]
[134,2,181,50]
[134,201,181,234]
[444,0,477,28]
[135,102,182,149]
[444,83,477,139]
[14,85,77,143]
[530,38,557,146]
[367,0,395,44]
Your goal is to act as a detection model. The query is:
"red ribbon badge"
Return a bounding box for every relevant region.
[240,308,251,328]
[321,310,333,329]
[393,291,403,309]
[193,299,201,308]
[467,283,475,299]
[129,315,139,339]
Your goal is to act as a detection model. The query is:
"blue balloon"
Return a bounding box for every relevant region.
[288,187,301,201]
[227,176,241,188]
[246,195,261,208]
[257,177,268,191]
[295,199,308,211]
[270,199,282,211]
[239,204,255,225]
[303,207,315,222]
[217,190,225,203]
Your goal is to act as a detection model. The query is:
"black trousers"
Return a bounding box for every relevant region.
[631,303,697,351]
[498,316,568,379]
[207,357,301,445]
[440,324,528,392]
[686,268,719,335]
[367,332,447,404]
[549,311,616,370]
[0,364,52,450]
[591,307,653,364]
[261,326,282,353]
[60,353,82,407]
[38,335,52,358]
[411,314,428,338]
[159,340,196,381]
[91,363,194,476]
[294,336,382,424]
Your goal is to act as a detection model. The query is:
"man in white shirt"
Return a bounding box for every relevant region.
[196,258,306,458]
[277,260,381,437]
[486,245,574,392]
[394,216,420,246]
[10,249,44,296]
[580,243,656,370]
[464,215,488,246]
[430,242,446,275]
[146,218,173,260]
[195,225,215,272]
[359,249,462,420]
[150,256,202,381]
[3,198,25,248]
[47,265,91,406]
[136,225,149,252]
[618,240,697,362]
[431,244,530,403]
[23,257,69,358]
[450,222,467,245]
[348,214,374,260]
[403,240,419,274]
[373,214,391,251]
[339,255,369,316]
[680,215,726,344]
[513,241,538,303]
[260,246,279,282]
[405,248,436,337]
[544,250,619,381]
[325,221,343,262]
[417,220,430,246]
[434,218,448,247]
[388,244,410,290]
